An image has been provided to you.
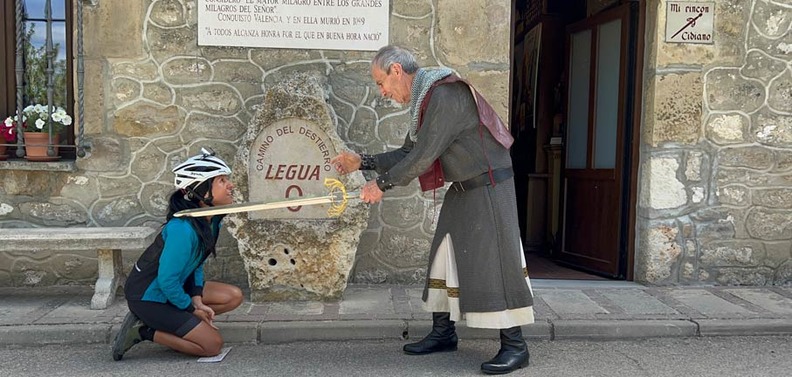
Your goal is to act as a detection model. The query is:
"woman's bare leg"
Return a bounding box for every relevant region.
[151,321,223,357]
[202,281,243,314]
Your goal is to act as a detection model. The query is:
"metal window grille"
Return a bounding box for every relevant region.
[13,0,84,158]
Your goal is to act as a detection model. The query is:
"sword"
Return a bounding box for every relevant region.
[174,178,360,218]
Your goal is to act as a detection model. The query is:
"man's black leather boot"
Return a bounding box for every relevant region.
[480,326,529,374]
[403,312,458,355]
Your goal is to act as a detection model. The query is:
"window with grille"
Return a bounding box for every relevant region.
[1,0,74,159]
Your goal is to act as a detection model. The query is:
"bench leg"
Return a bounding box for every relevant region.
[91,248,126,310]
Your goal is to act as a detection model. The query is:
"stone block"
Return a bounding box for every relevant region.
[388,16,434,68]
[713,267,775,286]
[60,175,100,207]
[142,81,174,104]
[700,240,765,267]
[184,113,246,142]
[145,24,200,62]
[213,61,265,99]
[130,144,168,183]
[767,69,792,113]
[75,137,125,172]
[649,72,702,146]
[639,156,687,211]
[746,208,792,240]
[111,78,142,108]
[380,196,425,228]
[636,221,682,284]
[162,57,213,85]
[371,227,431,269]
[705,68,765,113]
[436,0,510,67]
[753,188,792,209]
[91,196,144,227]
[150,0,187,27]
[705,113,749,145]
[112,60,159,82]
[716,185,750,207]
[98,175,143,198]
[718,146,774,170]
[86,1,144,58]
[740,50,787,84]
[19,201,88,226]
[759,106,791,147]
[139,182,171,216]
[81,59,106,135]
[393,0,432,18]
[176,84,243,115]
[113,103,184,137]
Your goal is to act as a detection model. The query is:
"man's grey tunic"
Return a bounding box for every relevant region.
[373,81,534,313]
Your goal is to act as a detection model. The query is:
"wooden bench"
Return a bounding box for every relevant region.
[0,227,157,309]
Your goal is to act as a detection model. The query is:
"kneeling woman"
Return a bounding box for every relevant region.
[112,148,243,360]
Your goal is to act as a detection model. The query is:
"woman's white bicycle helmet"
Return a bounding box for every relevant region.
[172,148,232,190]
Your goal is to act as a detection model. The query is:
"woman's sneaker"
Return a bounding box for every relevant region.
[112,311,144,361]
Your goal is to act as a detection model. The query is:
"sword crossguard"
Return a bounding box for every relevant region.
[325,178,359,217]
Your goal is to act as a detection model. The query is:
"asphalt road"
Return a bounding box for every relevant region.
[1,336,789,377]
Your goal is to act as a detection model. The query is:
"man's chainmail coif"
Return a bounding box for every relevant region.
[408,67,454,142]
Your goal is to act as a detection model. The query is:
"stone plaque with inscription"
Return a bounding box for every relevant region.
[249,118,336,219]
[197,0,389,51]
[225,72,369,301]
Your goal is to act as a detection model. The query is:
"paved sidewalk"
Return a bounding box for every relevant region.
[1,280,791,347]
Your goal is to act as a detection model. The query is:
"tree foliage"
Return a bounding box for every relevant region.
[22,23,68,107]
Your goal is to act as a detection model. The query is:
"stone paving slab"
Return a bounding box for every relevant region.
[724,289,792,315]
[665,289,753,317]
[535,290,609,316]
[599,289,679,315]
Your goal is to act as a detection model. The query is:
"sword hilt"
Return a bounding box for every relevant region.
[325,178,361,217]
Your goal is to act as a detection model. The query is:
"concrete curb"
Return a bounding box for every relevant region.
[551,320,698,339]
[0,324,111,346]
[695,319,792,336]
[3,318,791,347]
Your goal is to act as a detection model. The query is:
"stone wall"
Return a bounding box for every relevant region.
[0,0,512,288]
[637,0,792,285]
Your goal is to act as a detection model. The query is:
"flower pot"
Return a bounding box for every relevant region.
[23,132,60,161]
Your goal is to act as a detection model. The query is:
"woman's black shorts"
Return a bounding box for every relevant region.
[127,300,201,337]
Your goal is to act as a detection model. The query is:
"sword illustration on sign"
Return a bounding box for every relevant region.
[671,12,703,39]
[174,178,360,218]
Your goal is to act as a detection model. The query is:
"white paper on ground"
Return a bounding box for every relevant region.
[196,346,232,363]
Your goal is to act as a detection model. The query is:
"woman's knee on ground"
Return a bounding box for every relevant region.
[185,322,224,356]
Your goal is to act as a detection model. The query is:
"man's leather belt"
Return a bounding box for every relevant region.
[451,167,513,191]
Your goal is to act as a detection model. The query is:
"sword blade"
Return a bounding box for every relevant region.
[173,194,337,218]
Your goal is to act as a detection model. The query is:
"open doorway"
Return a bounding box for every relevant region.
[510,0,644,280]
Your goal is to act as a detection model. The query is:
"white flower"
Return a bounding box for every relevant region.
[3,117,12,127]
[23,105,34,113]
[61,115,72,126]
[52,112,63,123]
[35,118,45,129]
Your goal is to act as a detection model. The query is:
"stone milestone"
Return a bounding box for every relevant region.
[226,72,369,301]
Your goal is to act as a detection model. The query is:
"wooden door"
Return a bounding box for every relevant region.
[560,4,637,277]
